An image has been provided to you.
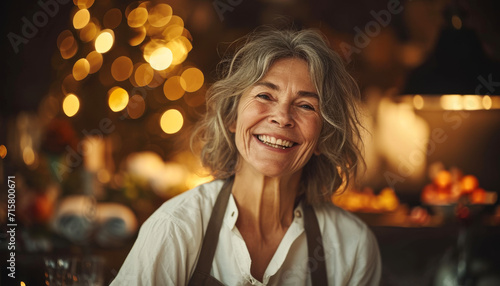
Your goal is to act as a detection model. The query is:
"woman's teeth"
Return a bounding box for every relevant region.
[257,135,294,149]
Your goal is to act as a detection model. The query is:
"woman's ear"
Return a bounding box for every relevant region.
[229,121,236,133]
[314,145,321,156]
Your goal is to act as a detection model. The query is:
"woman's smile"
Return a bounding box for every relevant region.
[255,134,297,149]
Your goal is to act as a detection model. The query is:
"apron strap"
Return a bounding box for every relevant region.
[303,204,328,285]
[188,178,233,286]
[188,178,328,286]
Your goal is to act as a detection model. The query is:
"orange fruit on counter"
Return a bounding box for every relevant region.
[461,175,479,194]
[436,186,452,204]
[378,188,399,211]
[421,184,437,204]
[434,170,452,188]
[469,188,486,204]
[409,206,430,225]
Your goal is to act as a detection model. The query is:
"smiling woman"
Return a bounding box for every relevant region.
[111,28,381,286]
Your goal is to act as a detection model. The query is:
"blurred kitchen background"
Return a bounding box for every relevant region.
[1,0,500,285]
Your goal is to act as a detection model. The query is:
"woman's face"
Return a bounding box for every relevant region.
[230,57,322,178]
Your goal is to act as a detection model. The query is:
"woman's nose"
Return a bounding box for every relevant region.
[269,104,294,128]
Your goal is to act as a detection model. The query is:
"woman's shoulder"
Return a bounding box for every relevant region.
[144,179,225,228]
[314,203,372,236]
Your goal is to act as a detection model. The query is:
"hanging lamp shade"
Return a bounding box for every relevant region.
[402,15,500,96]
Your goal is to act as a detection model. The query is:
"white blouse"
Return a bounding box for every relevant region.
[111,180,381,285]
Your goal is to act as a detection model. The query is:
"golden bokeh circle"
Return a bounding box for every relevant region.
[160,109,184,134]
[108,87,129,112]
[63,93,80,117]
[148,4,173,27]
[95,30,114,53]
[72,58,90,81]
[127,7,148,28]
[149,47,173,70]
[79,21,97,42]
[163,76,185,101]
[180,67,204,92]
[73,9,90,29]
[86,51,103,74]
[135,63,155,87]
[111,56,134,81]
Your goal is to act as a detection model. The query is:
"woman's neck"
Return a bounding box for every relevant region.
[231,168,301,239]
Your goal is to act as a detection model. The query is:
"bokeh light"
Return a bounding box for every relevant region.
[143,40,161,63]
[163,76,185,101]
[23,147,36,166]
[463,95,482,110]
[73,9,90,29]
[97,169,111,184]
[127,7,148,28]
[149,47,173,70]
[86,51,103,74]
[180,67,204,92]
[160,109,184,134]
[108,87,129,112]
[148,4,173,27]
[74,0,95,9]
[103,8,122,29]
[483,95,492,110]
[147,70,166,88]
[166,15,184,29]
[412,94,424,110]
[165,36,192,65]
[135,63,155,86]
[79,21,97,42]
[72,58,90,81]
[452,15,462,30]
[95,30,114,53]
[163,25,184,41]
[440,94,462,110]
[57,30,78,59]
[63,93,80,117]
[127,94,146,119]
[54,1,202,144]
[0,145,7,159]
[111,56,133,81]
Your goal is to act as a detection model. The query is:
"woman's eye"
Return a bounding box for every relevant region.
[256,94,271,100]
[299,104,315,111]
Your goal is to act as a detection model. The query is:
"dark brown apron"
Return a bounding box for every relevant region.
[187,178,328,286]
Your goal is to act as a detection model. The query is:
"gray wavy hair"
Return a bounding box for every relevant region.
[191,28,364,205]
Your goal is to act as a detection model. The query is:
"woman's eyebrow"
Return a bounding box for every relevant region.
[254,81,279,90]
[254,81,319,98]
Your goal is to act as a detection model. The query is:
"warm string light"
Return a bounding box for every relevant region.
[404,94,500,110]
[51,1,205,134]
